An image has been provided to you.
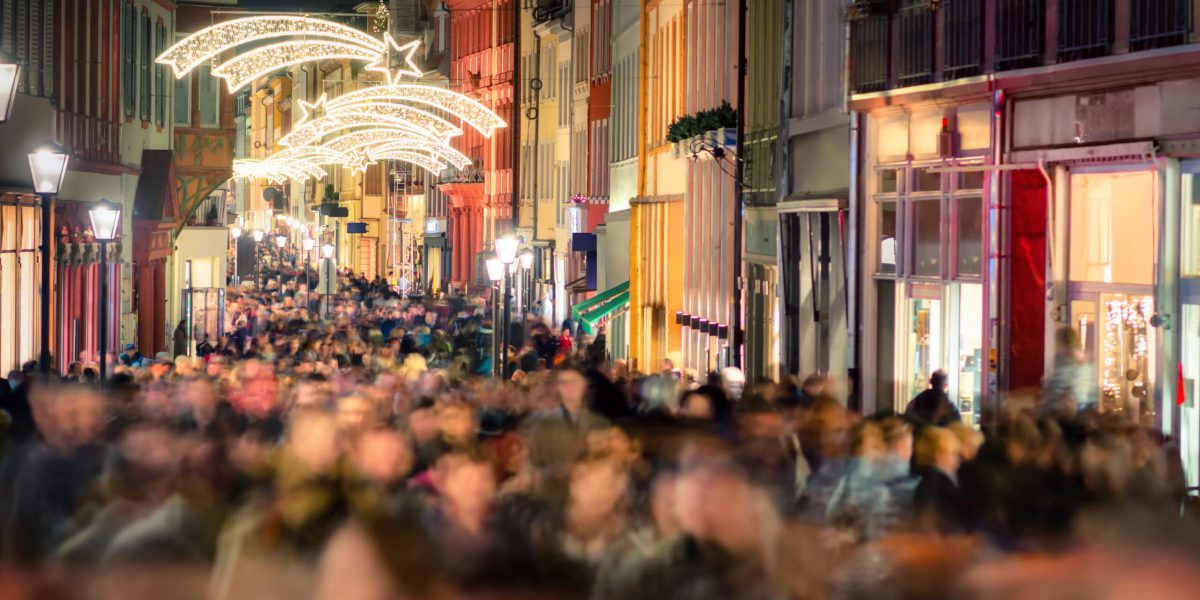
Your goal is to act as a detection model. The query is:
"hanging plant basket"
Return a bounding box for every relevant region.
[673,127,737,161]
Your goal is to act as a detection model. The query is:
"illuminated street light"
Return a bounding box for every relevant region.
[519,249,533,270]
[252,229,265,242]
[88,198,121,383]
[495,235,519,265]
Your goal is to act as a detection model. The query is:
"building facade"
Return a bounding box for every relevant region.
[848,0,1200,479]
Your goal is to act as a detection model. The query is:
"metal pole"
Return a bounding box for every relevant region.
[503,271,512,377]
[730,0,747,369]
[39,193,53,374]
[98,240,108,382]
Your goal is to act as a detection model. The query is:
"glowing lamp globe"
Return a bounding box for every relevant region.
[88,198,122,241]
[495,235,519,265]
[27,143,69,195]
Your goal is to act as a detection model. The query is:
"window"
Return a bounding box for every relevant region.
[956,196,983,276]
[199,67,219,127]
[878,200,898,274]
[140,11,151,122]
[154,22,165,127]
[1068,171,1156,285]
[123,3,136,117]
[1183,172,1200,277]
[912,200,941,276]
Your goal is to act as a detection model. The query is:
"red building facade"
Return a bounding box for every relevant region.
[586,0,612,231]
[442,0,516,290]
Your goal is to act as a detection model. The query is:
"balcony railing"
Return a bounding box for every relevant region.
[1058,0,1113,62]
[848,2,891,94]
[1130,0,1193,51]
[57,111,121,165]
[943,0,985,80]
[186,193,229,227]
[995,0,1045,71]
[897,1,935,87]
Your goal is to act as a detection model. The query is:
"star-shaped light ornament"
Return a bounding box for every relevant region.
[366,34,424,85]
[294,93,330,127]
[346,151,377,176]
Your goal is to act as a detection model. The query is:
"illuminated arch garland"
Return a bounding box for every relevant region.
[318,130,473,169]
[157,16,507,179]
[157,16,421,92]
[277,107,461,148]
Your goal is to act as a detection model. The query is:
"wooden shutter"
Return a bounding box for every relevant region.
[139,11,149,122]
[154,21,164,126]
[123,2,134,117]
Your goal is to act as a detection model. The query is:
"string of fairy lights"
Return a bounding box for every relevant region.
[158,14,505,183]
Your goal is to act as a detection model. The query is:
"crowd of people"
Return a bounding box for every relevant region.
[1,262,1199,600]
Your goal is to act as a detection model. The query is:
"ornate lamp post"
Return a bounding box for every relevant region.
[229,225,242,287]
[251,229,265,289]
[494,235,519,377]
[321,243,336,319]
[302,237,315,309]
[485,254,505,378]
[28,143,69,374]
[88,198,121,382]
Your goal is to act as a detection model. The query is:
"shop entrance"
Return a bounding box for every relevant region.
[1064,168,1159,425]
[779,207,848,382]
[902,282,984,424]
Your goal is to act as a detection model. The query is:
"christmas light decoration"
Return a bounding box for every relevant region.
[321,84,507,137]
[365,35,423,84]
[368,141,466,170]
[278,109,459,148]
[210,40,384,92]
[306,129,471,168]
[366,149,448,176]
[157,16,385,79]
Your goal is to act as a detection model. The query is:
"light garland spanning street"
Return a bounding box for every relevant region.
[157,15,507,179]
[368,141,469,171]
[319,85,507,137]
[233,158,322,183]
[156,16,384,78]
[366,149,449,176]
[211,41,384,93]
[278,108,460,148]
[313,130,473,169]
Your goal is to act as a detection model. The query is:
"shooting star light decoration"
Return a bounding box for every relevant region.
[159,15,505,180]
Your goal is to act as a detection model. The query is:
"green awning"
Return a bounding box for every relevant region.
[573,281,630,336]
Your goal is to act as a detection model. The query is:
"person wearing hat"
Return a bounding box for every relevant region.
[119,343,145,367]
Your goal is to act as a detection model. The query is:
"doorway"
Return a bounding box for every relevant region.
[780,207,849,381]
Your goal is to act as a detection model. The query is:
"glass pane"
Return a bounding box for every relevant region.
[876,280,897,411]
[912,200,941,276]
[958,170,985,190]
[1068,171,1155,285]
[914,168,942,193]
[878,169,900,193]
[1070,299,1098,361]
[1183,173,1200,277]
[957,197,983,276]
[878,201,898,274]
[1181,305,1200,488]
[1097,294,1156,425]
[955,284,984,426]
[907,292,942,403]
[199,69,219,127]
[173,76,190,126]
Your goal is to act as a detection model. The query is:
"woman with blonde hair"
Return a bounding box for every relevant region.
[912,426,969,533]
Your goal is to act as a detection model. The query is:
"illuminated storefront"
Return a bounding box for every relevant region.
[861,105,994,423]
[0,194,42,372]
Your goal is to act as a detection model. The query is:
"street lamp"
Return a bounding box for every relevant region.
[89,198,120,383]
[321,243,336,319]
[302,237,315,307]
[486,255,505,378]
[0,51,20,124]
[28,143,69,374]
[229,225,242,287]
[495,235,520,265]
[275,234,287,249]
[251,228,264,242]
[519,249,534,271]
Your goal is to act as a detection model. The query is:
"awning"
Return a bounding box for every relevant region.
[566,276,589,294]
[572,280,630,336]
